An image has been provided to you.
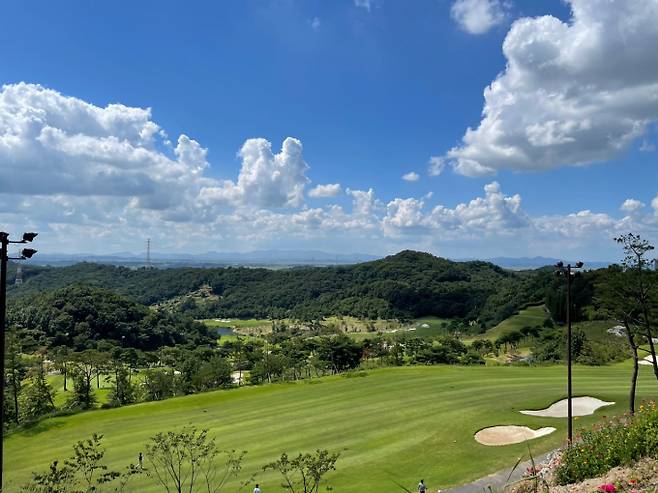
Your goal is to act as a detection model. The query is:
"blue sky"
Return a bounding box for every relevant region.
[1,0,657,260]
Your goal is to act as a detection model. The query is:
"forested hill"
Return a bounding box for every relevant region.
[8,251,546,327]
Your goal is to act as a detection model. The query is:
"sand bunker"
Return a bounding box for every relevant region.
[474,426,556,446]
[521,397,614,418]
[640,354,657,366]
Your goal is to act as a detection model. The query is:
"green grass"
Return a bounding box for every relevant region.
[202,318,273,330]
[5,364,656,493]
[480,305,549,341]
[412,316,452,337]
[571,320,621,342]
[47,374,113,407]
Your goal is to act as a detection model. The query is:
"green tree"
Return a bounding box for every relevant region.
[141,368,175,401]
[5,328,26,424]
[66,351,97,410]
[614,233,658,381]
[19,360,56,422]
[144,427,247,493]
[20,433,140,493]
[263,449,339,493]
[108,365,135,407]
[597,264,644,414]
[192,355,234,391]
[51,346,71,392]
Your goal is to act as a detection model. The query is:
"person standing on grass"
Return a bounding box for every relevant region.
[418,479,427,493]
[253,484,261,493]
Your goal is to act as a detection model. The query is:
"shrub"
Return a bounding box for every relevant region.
[554,401,658,484]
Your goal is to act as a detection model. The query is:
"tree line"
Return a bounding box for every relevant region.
[8,251,546,328]
[5,323,496,430]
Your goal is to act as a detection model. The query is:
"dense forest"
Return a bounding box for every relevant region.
[8,251,548,327]
[6,285,214,351]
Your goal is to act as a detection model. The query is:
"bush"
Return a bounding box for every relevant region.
[554,401,658,484]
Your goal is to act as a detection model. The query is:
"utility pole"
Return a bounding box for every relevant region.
[566,263,573,444]
[555,260,583,445]
[0,233,7,492]
[0,231,38,489]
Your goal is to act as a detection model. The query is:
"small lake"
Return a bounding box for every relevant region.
[214,327,236,336]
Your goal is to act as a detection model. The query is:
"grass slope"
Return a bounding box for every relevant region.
[5,365,656,493]
[482,305,549,341]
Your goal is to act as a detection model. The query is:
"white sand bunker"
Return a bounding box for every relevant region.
[639,354,657,366]
[521,396,614,418]
[474,426,556,446]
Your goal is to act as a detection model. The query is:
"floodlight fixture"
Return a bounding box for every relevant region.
[20,248,37,259]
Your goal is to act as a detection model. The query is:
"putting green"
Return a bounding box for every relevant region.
[4,364,656,492]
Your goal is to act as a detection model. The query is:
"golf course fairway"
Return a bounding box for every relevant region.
[4,364,656,492]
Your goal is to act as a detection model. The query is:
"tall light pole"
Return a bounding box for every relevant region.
[1,231,38,489]
[555,260,583,445]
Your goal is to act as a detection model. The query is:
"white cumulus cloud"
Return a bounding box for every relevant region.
[446,0,658,177]
[0,82,207,208]
[402,171,420,182]
[308,183,342,198]
[451,0,507,35]
[620,199,645,214]
[3,83,657,259]
[199,137,309,208]
[428,156,446,177]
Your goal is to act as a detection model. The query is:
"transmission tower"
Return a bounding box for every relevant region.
[146,238,151,267]
[15,263,23,285]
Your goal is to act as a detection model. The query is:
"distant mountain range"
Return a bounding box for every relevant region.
[29,250,381,267]
[27,250,615,270]
[477,256,614,270]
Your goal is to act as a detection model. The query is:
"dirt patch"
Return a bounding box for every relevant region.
[474,425,556,446]
[520,397,614,418]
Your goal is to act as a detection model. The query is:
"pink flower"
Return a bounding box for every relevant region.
[598,484,617,493]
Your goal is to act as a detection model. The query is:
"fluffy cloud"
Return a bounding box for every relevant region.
[199,137,309,208]
[620,199,645,214]
[3,83,656,259]
[451,0,507,35]
[402,172,420,182]
[0,82,207,207]
[428,156,445,177]
[308,183,342,198]
[354,0,371,11]
[446,0,658,176]
[383,197,426,233]
[379,181,658,259]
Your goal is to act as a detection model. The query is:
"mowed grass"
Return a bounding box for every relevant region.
[202,318,273,330]
[47,374,113,407]
[5,364,656,492]
[480,305,549,341]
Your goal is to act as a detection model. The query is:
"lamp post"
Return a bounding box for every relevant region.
[555,260,583,445]
[1,231,38,489]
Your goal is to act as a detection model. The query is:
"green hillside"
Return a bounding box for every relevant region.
[481,304,550,340]
[7,251,545,327]
[5,364,656,493]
